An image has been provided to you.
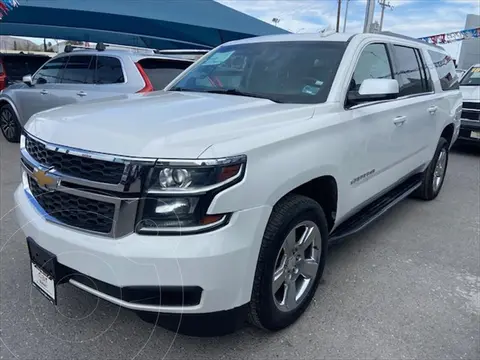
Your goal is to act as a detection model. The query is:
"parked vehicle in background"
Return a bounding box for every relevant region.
[0,53,51,91]
[458,64,480,144]
[456,68,466,79]
[154,49,209,61]
[0,45,194,142]
[15,31,461,336]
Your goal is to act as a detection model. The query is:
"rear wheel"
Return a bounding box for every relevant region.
[0,104,21,143]
[248,194,328,331]
[414,137,449,200]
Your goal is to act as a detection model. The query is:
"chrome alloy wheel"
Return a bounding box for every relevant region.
[0,108,16,140]
[272,220,321,312]
[433,147,447,193]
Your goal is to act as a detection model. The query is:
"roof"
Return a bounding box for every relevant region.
[228,31,354,45]
[0,0,288,50]
[225,31,446,50]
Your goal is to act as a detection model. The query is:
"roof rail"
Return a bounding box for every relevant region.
[379,31,444,49]
[64,42,107,53]
[154,49,209,55]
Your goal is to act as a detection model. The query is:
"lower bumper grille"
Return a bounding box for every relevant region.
[461,110,480,121]
[29,177,115,234]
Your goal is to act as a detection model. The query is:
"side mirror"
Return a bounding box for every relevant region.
[22,75,33,86]
[347,78,399,106]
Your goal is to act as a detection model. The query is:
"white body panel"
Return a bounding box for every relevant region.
[15,32,462,314]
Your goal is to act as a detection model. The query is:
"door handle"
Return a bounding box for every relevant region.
[393,116,407,126]
[428,105,438,115]
[40,90,48,95]
[77,91,87,97]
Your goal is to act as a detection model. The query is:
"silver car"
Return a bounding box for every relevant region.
[0,46,194,142]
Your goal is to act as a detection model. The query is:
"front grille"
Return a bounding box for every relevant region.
[26,136,125,184]
[29,177,115,234]
[463,102,480,110]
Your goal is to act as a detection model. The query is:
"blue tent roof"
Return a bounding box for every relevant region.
[0,0,288,49]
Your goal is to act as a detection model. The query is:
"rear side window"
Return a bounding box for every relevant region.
[95,56,124,84]
[392,45,428,96]
[428,50,459,91]
[34,57,68,84]
[138,58,191,90]
[61,55,95,84]
[350,43,393,91]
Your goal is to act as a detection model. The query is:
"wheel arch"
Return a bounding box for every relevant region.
[440,123,455,148]
[270,173,338,232]
[0,97,21,122]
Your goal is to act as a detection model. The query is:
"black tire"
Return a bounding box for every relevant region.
[414,137,449,200]
[0,104,21,143]
[248,194,328,331]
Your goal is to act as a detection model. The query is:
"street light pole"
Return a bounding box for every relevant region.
[343,0,350,33]
[363,0,376,33]
[336,0,342,32]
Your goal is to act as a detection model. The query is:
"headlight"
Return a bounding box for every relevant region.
[136,155,246,235]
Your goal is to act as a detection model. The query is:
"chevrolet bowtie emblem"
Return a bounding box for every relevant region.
[32,168,58,190]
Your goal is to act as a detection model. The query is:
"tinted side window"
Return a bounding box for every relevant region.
[415,49,432,92]
[392,45,426,96]
[137,58,191,90]
[350,43,393,91]
[34,57,68,84]
[61,56,95,84]
[428,50,459,91]
[95,56,124,84]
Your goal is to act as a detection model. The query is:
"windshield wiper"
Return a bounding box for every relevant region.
[203,89,283,103]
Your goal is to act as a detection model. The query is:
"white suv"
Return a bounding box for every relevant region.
[14,31,462,336]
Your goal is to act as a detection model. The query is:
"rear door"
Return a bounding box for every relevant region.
[48,54,97,106]
[388,44,437,172]
[137,58,192,90]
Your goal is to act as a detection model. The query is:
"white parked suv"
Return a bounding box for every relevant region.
[14,31,462,336]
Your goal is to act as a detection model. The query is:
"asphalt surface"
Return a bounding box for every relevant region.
[0,135,479,360]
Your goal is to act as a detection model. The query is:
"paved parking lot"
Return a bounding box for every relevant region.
[1,135,479,360]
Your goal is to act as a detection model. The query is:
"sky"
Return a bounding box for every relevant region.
[16,0,480,59]
[218,0,480,59]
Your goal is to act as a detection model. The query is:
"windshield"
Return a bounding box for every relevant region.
[168,41,347,104]
[460,66,480,86]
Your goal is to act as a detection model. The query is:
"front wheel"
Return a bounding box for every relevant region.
[248,194,328,331]
[414,137,449,200]
[0,104,21,143]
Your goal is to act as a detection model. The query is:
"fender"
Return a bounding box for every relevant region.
[0,95,22,124]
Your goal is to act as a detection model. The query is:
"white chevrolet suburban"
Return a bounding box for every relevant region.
[14,32,462,336]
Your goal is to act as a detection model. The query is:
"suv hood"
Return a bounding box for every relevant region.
[460,86,480,101]
[25,91,315,158]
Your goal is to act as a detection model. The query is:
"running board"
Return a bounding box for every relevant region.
[329,174,422,243]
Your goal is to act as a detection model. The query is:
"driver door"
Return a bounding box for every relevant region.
[344,43,404,207]
[14,56,68,122]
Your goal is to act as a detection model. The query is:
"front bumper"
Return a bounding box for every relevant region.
[458,119,480,143]
[14,184,271,314]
